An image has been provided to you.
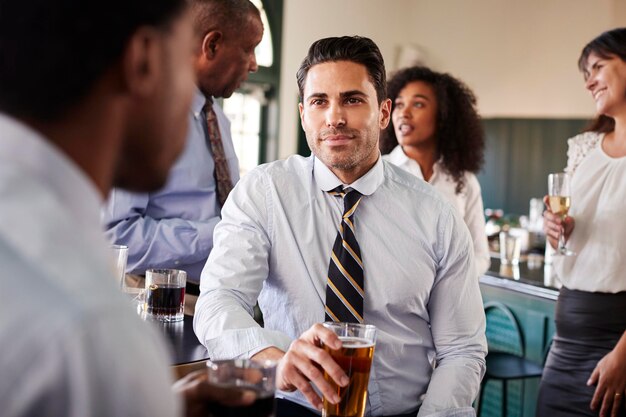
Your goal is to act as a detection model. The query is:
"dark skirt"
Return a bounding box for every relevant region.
[536,287,626,417]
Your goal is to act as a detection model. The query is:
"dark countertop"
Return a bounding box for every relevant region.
[480,257,561,300]
[124,276,209,366]
[149,259,559,363]
[153,315,209,365]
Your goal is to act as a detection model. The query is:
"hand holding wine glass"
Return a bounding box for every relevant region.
[547,172,576,256]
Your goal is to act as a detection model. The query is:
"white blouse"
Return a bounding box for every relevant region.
[554,131,626,293]
[383,146,490,277]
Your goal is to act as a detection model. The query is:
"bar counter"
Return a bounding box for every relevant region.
[480,257,561,301]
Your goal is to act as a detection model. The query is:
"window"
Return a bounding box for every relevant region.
[251,0,273,67]
[222,89,263,176]
[223,0,282,176]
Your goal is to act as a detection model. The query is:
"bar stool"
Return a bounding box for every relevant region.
[477,301,544,417]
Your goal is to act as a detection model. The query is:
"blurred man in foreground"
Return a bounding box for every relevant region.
[0,0,253,415]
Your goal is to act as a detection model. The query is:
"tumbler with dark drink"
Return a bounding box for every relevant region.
[207,359,277,417]
[145,284,184,316]
[322,323,377,417]
[144,268,186,322]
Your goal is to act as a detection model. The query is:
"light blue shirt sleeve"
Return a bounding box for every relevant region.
[102,96,239,282]
[194,168,294,358]
[102,188,220,280]
[418,208,486,415]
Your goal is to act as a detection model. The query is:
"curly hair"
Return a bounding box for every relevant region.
[380,66,485,194]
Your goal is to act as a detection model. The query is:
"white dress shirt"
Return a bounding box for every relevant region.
[0,114,180,417]
[194,154,487,416]
[555,131,626,293]
[383,146,490,277]
[102,89,240,282]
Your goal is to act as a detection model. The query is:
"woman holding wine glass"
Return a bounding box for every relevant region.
[538,28,626,417]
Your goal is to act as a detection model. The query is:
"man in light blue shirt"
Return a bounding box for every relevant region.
[0,0,257,415]
[194,36,486,416]
[102,0,263,283]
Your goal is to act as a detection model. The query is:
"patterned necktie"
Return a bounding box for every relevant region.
[325,188,364,323]
[204,99,233,207]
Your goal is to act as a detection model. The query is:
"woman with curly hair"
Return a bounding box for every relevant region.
[381,66,489,276]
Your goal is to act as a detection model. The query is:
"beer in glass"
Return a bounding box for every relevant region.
[322,322,376,417]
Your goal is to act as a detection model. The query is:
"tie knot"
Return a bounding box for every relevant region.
[203,97,214,114]
[329,187,362,217]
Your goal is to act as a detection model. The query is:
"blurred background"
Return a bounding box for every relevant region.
[226,0,625,216]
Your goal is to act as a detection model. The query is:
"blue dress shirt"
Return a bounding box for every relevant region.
[102,89,240,282]
[194,155,487,416]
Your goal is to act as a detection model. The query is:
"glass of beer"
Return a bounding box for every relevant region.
[322,322,377,417]
[144,268,186,322]
[206,359,277,417]
[547,172,576,256]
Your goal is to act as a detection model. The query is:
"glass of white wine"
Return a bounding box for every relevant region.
[548,172,576,256]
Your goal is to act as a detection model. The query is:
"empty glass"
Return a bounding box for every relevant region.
[110,244,128,289]
[499,231,521,265]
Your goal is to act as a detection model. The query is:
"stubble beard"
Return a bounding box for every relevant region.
[308,126,379,173]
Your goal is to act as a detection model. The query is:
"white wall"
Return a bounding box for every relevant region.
[278,0,413,157]
[406,0,611,118]
[278,0,622,158]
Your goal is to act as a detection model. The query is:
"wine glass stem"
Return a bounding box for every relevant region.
[558,224,566,252]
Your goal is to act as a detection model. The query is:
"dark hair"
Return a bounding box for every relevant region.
[578,28,626,134]
[190,0,260,39]
[584,114,615,133]
[296,36,387,104]
[0,0,188,121]
[578,27,626,74]
[380,66,485,194]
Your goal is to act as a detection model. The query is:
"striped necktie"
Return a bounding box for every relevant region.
[325,188,364,323]
[204,99,233,207]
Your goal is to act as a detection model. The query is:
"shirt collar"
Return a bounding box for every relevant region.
[313,153,384,196]
[386,145,443,181]
[387,144,411,164]
[191,88,209,118]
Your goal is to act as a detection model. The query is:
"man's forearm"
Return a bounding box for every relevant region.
[108,215,219,273]
[418,356,484,415]
[251,346,285,362]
